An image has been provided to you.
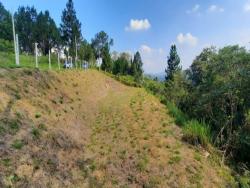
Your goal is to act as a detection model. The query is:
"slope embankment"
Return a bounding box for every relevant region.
[0,68,235,187]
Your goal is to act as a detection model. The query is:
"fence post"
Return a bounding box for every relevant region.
[58,52,60,70]
[15,34,20,66]
[49,49,51,70]
[35,43,38,68]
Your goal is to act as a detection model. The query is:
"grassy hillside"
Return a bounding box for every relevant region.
[0,68,236,187]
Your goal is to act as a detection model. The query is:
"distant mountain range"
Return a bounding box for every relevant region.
[145,72,165,81]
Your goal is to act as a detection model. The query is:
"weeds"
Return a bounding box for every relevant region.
[166,102,188,126]
[183,120,211,148]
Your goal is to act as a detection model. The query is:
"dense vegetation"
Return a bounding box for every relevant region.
[164,45,250,177]
[0,0,249,184]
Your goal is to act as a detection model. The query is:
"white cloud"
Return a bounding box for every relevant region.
[139,45,166,73]
[140,45,152,53]
[125,19,151,31]
[177,33,198,47]
[186,4,200,14]
[207,5,224,13]
[244,2,250,12]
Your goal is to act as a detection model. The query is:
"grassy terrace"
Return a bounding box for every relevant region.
[0,52,63,70]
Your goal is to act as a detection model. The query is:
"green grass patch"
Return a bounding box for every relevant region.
[182,120,211,148]
[31,127,41,139]
[236,174,250,188]
[0,52,62,70]
[168,155,181,164]
[2,158,11,167]
[38,123,47,131]
[8,174,20,184]
[0,119,20,136]
[194,152,202,162]
[11,139,24,149]
[35,113,41,119]
[136,155,149,172]
[166,102,188,126]
[107,73,142,87]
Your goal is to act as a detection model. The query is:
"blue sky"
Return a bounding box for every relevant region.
[2,0,250,73]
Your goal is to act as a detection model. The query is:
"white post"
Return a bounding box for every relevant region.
[49,49,51,70]
[70,57,73,69]
[75,36,78,69]
[16,34,20,66]
[57,51,60,70]
[35,43,38,68]
[12,14,18,66]
[75,36,77,60]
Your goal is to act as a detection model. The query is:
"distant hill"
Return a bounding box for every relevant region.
[0,68,235,187]
[146,72,165,81]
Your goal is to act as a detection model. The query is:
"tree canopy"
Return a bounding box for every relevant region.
[35,10,60,55]
[0,2,12,41]
[60,0,82,58]
[131,52,143,79]
[165,44,181,82]
[91,31,113,58]
[15,6,37,53]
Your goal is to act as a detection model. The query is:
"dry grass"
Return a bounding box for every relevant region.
[0,68,236,187]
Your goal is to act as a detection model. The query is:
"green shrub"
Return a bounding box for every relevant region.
[0,39,13,52]
[183,120,211,148]
[143,77,165,97]
[166,102,188,126]
[117,75,141,87]
[35,113,41,118]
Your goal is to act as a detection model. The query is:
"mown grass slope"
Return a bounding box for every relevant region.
[0,68,236,187]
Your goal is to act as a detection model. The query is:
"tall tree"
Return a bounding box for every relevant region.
[112,53,130,75]
[187,47,216,86]
[78,39,95,65]
[91,31,113,58]
[0,2,12,41]
[131,51,143,81]
[34,10,60,55]
[60,0,82,58]
[100,46,112,72]
[165,45,181,81]
[15,6,37,53]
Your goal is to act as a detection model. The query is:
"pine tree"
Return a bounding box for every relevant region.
[131,51,143,82]
[101,46,112,72]
[60,0,81,58]
[165,45,181,81]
